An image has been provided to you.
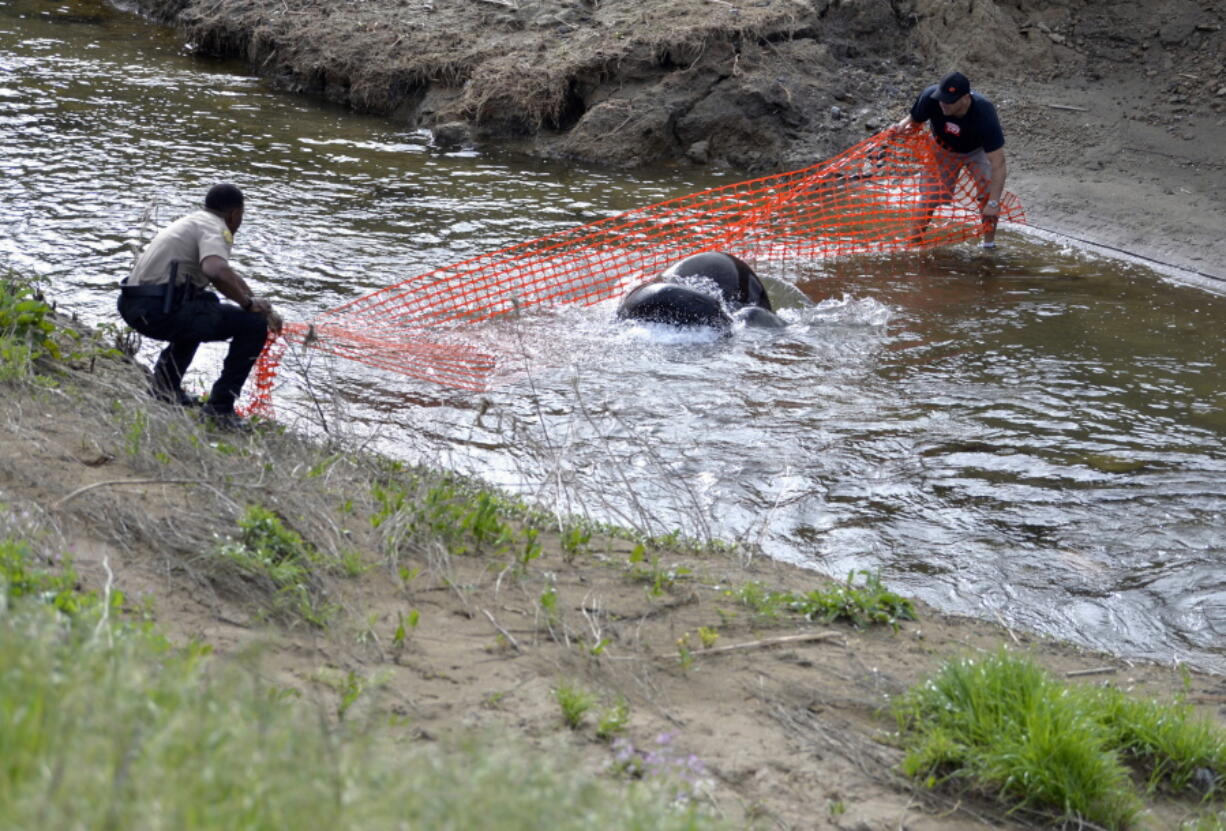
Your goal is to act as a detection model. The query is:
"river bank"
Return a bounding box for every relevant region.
[6,0,1225,824]
[124,0,1226,283]
[2,302,1223,829]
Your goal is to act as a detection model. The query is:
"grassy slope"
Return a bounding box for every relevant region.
[2,282,1224,829]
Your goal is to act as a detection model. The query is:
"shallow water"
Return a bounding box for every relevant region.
[3,0,1223,671]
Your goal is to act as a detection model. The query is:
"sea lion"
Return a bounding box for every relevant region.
[662,251,774,311]
[616,252,785,330]
[615,281,732,330]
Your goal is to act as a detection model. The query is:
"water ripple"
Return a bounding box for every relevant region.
[2,0,1224,672]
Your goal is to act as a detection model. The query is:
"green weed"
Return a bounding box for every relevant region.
[0,538,119,616]
[554,681,596,729]
[628,549,691,598]
[311,667,371,720]
[373,478,529,561]
[0,275,60,381]
[725,581,794,620]
[894,649,1226,829]
[675,633,696,671]
[1186,811,1226,831]
[217,505,333,626]
[539,584,559,626]
[370,481,408,529]
[560,525,591,561]
[518,526,542,571]
[725,571,916,630]
[790,570,916,629]
[306,453,343,478]
[596,697,631,741]
[1,600,725,829]
[391,608,420,650]
[124,408,149,456]
[337,548,369,577]
[1094,685,1226,794]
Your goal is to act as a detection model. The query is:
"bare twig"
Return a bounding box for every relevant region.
[54,478,207,509]
[581,592,606,649]
[1045,103,1088,112]
[94,555,114,646]
[53,477,260,509]
[481,607,522,652]
[1188,694,1226,704]
[691,630,843,657]
[992,608,1020,645]
[1065,666,1118,678]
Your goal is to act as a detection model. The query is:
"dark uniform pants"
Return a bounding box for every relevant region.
[117,290,268,414]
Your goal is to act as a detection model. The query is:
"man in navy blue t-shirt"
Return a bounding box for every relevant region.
[894,71,1008,247]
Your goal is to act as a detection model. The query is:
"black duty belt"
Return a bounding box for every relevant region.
[119,284,169,298]
[120,261,184,313]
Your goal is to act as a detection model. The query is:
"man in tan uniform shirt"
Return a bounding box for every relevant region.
[118,183,282,429]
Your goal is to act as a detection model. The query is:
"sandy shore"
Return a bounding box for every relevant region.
[6,342,1223,830]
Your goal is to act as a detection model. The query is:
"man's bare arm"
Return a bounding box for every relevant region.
[983,148,1007,216]
[201,255,283,334]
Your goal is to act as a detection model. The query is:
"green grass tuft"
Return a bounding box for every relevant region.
[725,570,916,629]
[554,680,597,729]
[0,538,119,617]
[894,649,1226,829]
[789,569,916,629]
[216,505,335,626]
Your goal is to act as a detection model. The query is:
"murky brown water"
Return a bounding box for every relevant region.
[3,0,1223,671]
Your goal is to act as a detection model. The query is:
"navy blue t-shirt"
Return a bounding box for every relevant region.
[910,86,1005,154]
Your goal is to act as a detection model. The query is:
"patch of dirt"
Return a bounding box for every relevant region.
[4,344,1225,830]
[126,0,1226,281]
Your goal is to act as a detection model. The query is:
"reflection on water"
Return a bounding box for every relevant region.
[3,0,1224,671]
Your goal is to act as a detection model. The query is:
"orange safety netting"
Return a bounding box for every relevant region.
[245,126,1023,413]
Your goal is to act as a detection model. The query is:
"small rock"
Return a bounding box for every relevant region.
[830,105,844,119]
[1217,87,1226,97]
[685,140,710,164]
[1191,767,1219,795]
[431,121,471,148]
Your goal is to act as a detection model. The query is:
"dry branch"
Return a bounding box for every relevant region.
[1064,666,1118,678]
[53,478,210,509]
[482,607,522,652]
[693,630,843,657]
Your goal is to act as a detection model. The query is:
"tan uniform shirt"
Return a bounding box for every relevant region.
[126,209,233,290]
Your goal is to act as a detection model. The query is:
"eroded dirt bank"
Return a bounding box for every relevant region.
[7,342,1226,831]
[128,0,1226,281]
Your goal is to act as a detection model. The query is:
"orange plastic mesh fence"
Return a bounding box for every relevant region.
[244,127,1022,414]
